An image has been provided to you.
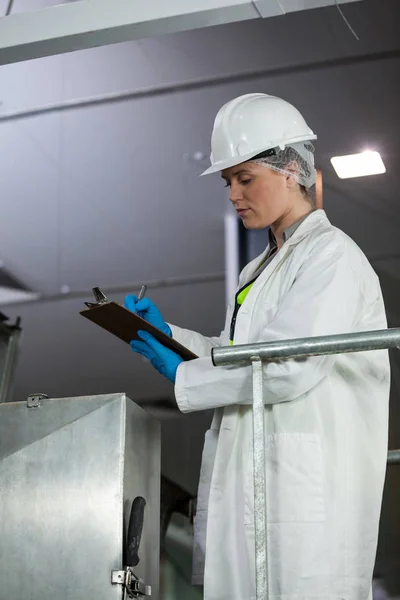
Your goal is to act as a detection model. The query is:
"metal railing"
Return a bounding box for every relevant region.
[387,450,400,464]
[212,327,400,600]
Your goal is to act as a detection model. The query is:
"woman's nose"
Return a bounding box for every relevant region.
[229,182,243,204]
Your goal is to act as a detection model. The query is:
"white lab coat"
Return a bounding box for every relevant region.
[169,210,390,600]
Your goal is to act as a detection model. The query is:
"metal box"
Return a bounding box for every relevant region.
[0,392,160,599]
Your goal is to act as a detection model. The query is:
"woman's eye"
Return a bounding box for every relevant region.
[223,178,252,187]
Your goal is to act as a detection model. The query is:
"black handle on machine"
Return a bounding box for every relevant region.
[126,496,146,567]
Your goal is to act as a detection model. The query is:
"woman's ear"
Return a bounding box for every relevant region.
[285,161,300,191]
[285,173,298,190]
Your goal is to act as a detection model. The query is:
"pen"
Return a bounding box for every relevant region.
[138,285,147,301]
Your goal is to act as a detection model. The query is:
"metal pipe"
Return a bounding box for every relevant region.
[252,358,268,600]
[4,271,224,309]
[212,328,400,367]
[387,450,400,465]
[0,50,399,124]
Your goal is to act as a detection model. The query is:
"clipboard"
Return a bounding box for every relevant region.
[80,301,198,362]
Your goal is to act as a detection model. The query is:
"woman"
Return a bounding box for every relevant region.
[126,93,390,600]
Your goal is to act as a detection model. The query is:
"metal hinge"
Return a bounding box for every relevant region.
[27,393,48,408]
[111,568,151,598]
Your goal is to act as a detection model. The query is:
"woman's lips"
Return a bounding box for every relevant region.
[237,208,249,217]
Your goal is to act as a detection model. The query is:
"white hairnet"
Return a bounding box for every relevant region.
[251,141,316,188]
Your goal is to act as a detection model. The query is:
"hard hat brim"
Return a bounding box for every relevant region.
[200,154,255,176]
[200,134,317,177]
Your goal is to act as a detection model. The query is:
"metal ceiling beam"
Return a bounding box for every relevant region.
[0,0,362,66]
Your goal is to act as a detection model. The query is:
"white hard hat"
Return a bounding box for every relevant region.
[201,93,317,176]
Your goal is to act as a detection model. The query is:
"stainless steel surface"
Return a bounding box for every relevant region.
[0,317,22,404]
[0,393,160,600]
[252,358,268,600]
[387,450,400,465]
[124,396,160,597]
[212,328,400,366]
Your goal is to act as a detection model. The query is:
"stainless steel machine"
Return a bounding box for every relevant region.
[0,392,161,599]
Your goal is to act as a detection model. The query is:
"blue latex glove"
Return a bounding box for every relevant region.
[130,330,183,383]
[124,295,172,337]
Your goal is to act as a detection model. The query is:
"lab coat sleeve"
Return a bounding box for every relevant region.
[168,323,224,358]
[175,237,375,413]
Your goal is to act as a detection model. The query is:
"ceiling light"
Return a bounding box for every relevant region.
[330,151,386,179]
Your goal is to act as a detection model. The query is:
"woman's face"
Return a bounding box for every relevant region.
[221,161,296,230]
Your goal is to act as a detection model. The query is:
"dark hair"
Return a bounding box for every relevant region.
[300,185,316,209]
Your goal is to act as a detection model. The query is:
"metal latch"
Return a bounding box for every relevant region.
[84,286,109,308]
[27,393,48,408]
[111,568,151,598]
[112,496,150,598]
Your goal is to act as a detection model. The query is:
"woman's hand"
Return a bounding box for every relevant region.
[124,295,172,337]
[130,330,182,383]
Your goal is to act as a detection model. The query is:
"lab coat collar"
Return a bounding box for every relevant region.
[239,210,330,288]
[268,210,314,248]
[288,209,329,243]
